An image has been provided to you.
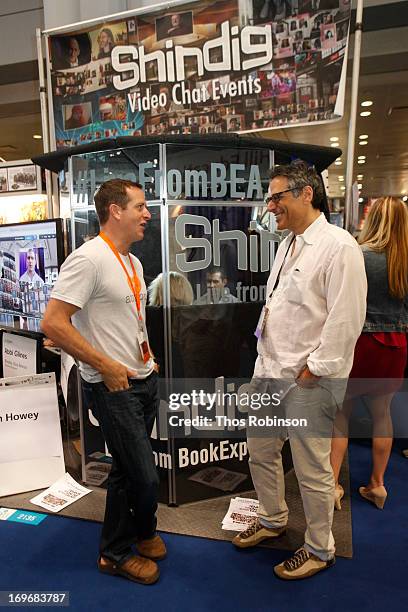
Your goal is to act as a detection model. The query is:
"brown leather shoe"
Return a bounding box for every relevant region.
[136,534,167,560]
[98,555,159,584]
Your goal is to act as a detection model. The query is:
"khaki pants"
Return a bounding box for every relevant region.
[247,384,339,561]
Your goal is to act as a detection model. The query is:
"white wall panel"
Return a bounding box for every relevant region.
[43,0,80,31]
[0,1,43,15]
[0,5,43,64]
[80,0,127,22]
[126,0,168,8]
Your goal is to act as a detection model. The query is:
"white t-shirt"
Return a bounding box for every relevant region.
[51,236,154,383]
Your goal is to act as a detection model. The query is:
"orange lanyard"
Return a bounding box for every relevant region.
[99,232,142,314]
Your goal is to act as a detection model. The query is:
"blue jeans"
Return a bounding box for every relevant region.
[82,372,160,564]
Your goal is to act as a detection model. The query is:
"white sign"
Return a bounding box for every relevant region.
[2,332,37,377]
[0,373,65,496]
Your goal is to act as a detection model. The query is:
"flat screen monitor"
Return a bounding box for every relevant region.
[0,219,64,333]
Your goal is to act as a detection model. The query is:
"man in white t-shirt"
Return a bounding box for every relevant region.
[42,179,165,585]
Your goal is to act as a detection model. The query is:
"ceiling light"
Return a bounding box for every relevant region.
[361,100,373,107]
[358,160,366,164]
[403,196,408,202]
[357,174,363,179]
[358,183,363,189]
[33,134,42,139]
[330,143,339,147]
[359,134,368,139]
[358,155,366,159]
[338,176,344,181]
[359,140,368,145]
[340,186,346,190]
[334,160,342,165]
[330,137,339,142]
[359,197,364,203]
[360,111,371,117]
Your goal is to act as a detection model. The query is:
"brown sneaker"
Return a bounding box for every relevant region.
[274,547,335,580]
[136,534,167,560]
[97,555,159,584]
[232,518,286,549]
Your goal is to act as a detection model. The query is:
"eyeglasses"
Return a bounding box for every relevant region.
[264,186,303,205]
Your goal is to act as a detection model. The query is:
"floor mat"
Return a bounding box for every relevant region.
[0,459,352,558]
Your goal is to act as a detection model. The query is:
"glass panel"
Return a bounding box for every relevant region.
[70,205,162,267]
[70,206,163,276]
[71,144,161,208]
[165,143,271,202]
[130,206,162,288]
[167,201,278,381]
[166,201,278,503]
[71,208,100,251]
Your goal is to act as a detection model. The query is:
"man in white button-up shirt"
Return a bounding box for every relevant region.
[232,161,367,580]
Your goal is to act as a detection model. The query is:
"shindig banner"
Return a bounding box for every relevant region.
[47,0,351,148]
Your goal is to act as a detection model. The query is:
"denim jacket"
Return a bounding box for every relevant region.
[362,246,408,332]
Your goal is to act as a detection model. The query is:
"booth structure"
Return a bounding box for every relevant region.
[33,134,340,505]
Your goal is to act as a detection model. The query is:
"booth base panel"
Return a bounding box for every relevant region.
[0,457,352,558]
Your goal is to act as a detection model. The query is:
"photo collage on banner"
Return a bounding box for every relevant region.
[48,0,351,147]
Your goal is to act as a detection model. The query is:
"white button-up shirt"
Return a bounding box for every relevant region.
[254,213,367,379]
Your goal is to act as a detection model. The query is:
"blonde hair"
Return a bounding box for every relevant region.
[148,271,193,306]
[359,197,408,299]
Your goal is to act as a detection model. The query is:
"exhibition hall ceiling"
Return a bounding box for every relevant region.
[262,68,408,198]
[0,108,43,162]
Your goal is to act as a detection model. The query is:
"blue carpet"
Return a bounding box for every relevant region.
[0,442,407,612]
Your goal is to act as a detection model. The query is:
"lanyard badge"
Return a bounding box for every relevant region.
[254,306,269,339]
[137,329,151,364]
[136,317,151,364]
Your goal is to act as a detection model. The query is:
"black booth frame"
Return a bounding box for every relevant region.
[32,134,341,506]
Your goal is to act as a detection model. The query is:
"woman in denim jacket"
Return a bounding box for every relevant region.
[331,197,408,509]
